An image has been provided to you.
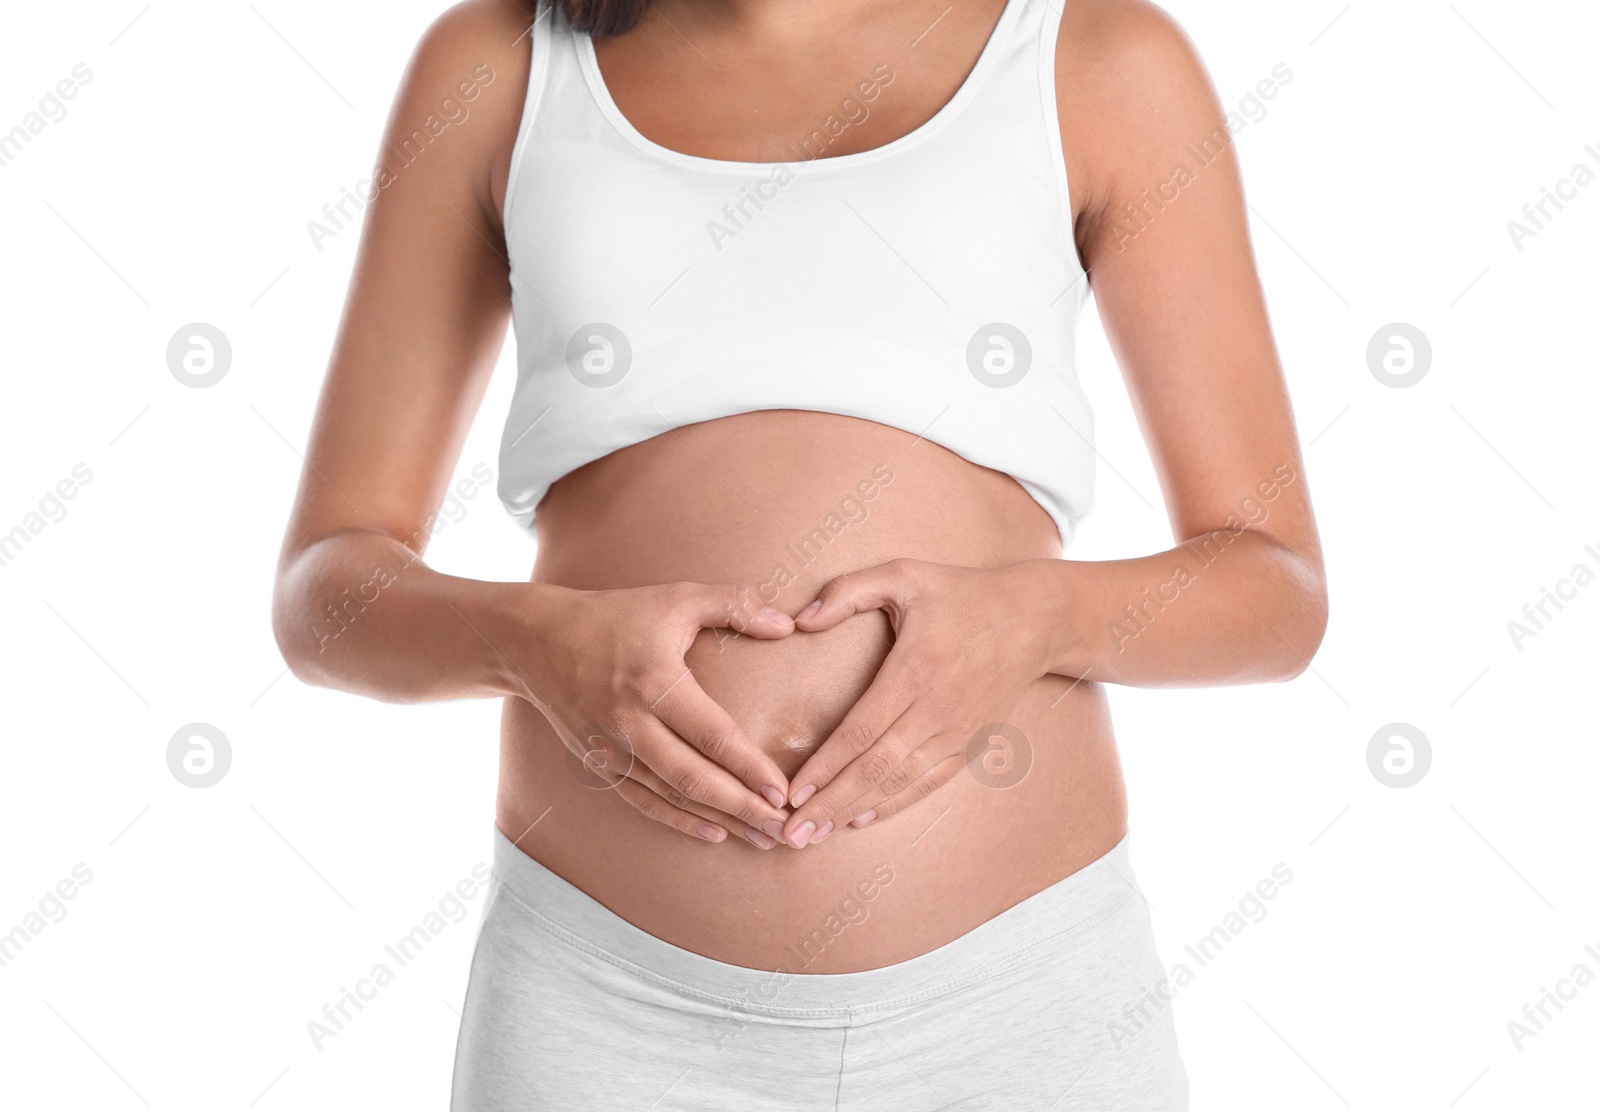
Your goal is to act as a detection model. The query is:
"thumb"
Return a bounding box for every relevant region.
[682,583,796,640]
[793,562,912,632]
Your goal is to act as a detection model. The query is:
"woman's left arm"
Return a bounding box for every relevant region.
[781,0,1328,846]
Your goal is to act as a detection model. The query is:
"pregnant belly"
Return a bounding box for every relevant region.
[498,410,1128,972]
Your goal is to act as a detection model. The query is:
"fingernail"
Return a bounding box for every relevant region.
[762,607,790,624]
[811,821,835,844]
[798,600,823,620]
[760,785,786,809]
[762,819,788,843]
[851,809,878,828]
[698,823,723,842]
[745,828,776,850]
[790,784,816,807]
[789,820,816,848]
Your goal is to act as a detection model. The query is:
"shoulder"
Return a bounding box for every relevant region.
[1055,0,1209,91]
[396,0,538,115]
[385,0,541,223]
[406,0,538,81]
[1053,0,1228,219]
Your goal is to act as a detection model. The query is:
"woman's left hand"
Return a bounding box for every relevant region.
[781,559,1057,848]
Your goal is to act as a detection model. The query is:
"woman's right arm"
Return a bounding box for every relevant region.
[270,0,795,844]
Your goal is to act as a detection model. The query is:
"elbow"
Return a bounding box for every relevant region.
[271,567,332,690]
[271,588,313,687]
[1270,569,1329,683]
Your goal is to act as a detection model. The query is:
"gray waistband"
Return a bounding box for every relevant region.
[488,825,1144,1017]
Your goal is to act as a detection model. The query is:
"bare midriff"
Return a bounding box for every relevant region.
[496,409,1127,973]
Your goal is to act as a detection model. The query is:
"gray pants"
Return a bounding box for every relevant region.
[451,827,1188,1110]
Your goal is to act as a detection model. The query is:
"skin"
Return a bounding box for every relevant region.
[272,0,1327,973]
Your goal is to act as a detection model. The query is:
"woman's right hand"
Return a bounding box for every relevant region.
[516,581,798,849]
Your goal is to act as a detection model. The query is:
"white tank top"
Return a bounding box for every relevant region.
[497,0,1096,548]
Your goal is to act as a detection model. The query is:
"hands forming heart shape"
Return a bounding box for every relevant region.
[527,558,1052,851]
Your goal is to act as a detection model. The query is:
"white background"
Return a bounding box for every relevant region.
[1,1,1596,1109]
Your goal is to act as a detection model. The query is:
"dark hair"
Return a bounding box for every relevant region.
[547,0,648,36]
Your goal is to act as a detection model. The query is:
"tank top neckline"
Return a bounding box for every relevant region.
[572,0,1028,175]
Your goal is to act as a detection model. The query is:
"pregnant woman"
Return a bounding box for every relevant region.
[272,0,1327,1106]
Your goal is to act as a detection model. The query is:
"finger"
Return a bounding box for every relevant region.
[792,561,913,633]
[786,661,920,807]
[630,764,784,850]
[569,730,782,848]
[842,753,967,833]
[807,746,941,841]
[610,777,730,843]
[785,716,931,846]
[556,710,783,829]
[679,583,796,641]
[630,714,792,830]
[651,669,792,808]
